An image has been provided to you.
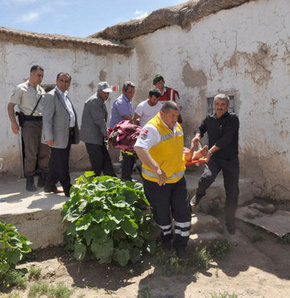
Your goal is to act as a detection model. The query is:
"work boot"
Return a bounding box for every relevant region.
[37,173,47,188]
[26,176,37,192]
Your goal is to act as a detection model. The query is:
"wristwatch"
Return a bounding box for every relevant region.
[209,150,213,156]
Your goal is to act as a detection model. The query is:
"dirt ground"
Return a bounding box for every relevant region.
[2,216,290,298]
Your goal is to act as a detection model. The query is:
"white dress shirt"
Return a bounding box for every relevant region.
[56,86,75,128]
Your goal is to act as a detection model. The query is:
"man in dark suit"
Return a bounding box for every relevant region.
[42,72,79,197]
[80,81,115,177]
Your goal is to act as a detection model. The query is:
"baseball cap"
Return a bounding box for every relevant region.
[97,81,112,92]
[153,74,164,85]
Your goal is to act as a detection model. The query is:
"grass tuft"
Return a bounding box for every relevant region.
[28,280,74,298]
[2,269,27,289]
[211,291,238,298]
[28,265,42,280]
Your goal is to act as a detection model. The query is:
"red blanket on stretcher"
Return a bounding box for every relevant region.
[107,120,141,153]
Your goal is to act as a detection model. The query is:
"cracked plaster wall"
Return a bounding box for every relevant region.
[0,0,289,201]
[0,42,131,176]
[126,0,290,200]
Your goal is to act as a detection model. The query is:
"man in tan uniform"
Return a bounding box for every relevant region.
[7,65,50,191]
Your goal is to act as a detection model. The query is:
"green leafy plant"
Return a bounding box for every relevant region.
[62,173,157,266]
[28,265,42,280]
[207,240,237,260]
[0,220,32,282]
[1,268,27,289]
[153,246,212,276]
[28,281,73,298]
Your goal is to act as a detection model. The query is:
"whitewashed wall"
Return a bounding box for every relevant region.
[1,0,289,201]
[126,0,290,200]
[0,42,131,176]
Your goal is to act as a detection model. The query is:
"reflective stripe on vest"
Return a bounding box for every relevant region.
[160,130,183,142]
[142,167,185,180]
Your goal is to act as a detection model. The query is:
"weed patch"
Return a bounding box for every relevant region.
[207,240,237,260]
[28,280,73,298]
[211,291,238,298]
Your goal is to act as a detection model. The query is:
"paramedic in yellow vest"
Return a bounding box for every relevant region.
[134,101,191,259]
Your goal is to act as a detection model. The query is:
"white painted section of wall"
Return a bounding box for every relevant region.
[0,42,131,176]
[127,0,290,200]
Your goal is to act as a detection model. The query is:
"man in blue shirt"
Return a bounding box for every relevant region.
[109,81,136,181]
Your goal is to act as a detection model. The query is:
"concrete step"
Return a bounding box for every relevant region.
[0,170,254,249]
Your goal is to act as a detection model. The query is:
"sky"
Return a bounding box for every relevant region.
[0,0,186,38]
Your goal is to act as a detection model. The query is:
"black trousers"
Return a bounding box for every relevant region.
[143,177,191,249]
[196,156,239,224]
[45,136,72,195]
[121,152,135,181]
[85,143,116,177]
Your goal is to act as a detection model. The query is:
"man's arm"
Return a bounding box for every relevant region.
[7,103,19,134]
[191,116,208,147]
[134,146,167,186]
[42,93,55,147]
[89,101,107,137]
[132,112,140,125]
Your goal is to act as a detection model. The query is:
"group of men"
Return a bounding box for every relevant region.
[8,68,79,197]
[8,66,240,258]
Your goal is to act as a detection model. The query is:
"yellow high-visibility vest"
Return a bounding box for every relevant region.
[142,113,185,183]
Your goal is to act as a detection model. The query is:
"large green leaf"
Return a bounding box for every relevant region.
[66,223,77,236]
[101,220,117,234]
[6,250,22,265]
[82,226,96,246]
[7,236,22,249]
[73,240,87,261]
[109,210,125,224]
[0,262,10,274]
[129,247,141,264]
[114,248,130,267]
[75,213,93,231]
[122,189,138,205]
[131,237,144,248]
[91,239,113,260]
[132,207,143,223]
[121,219,138,238]
[111,195,129,208]
[63,208,82,223]
[78,199,88,211]
[90,224,108,242]
[92,210,106,223]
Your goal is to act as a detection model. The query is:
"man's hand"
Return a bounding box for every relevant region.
[155,168,167,186]
[11,122,19,134]
[191,134,201,147]
[46,140,54,147]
